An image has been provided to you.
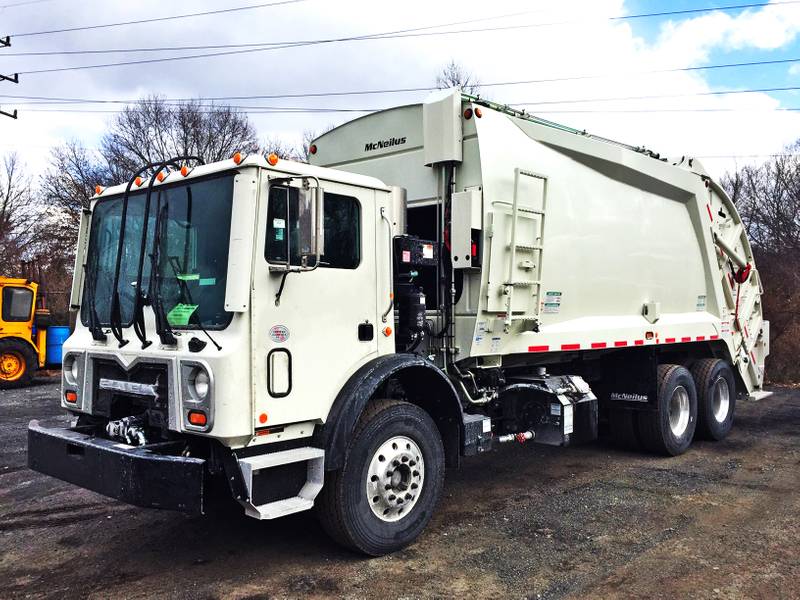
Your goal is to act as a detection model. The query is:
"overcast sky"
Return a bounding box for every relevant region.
[2,0,800,178]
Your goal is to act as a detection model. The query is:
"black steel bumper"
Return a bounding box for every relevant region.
[27,420,207,514]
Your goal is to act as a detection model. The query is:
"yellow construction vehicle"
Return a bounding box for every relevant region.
[0,277,51,388]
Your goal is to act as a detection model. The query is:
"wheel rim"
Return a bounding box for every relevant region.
[365,435,424,522]
[0,351,25,382]
[668,385,690,437]
[712,377,730,423]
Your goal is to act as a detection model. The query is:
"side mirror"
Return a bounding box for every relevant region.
[268,179,325,273]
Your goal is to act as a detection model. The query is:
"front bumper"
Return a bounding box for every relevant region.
[27,420,206,514]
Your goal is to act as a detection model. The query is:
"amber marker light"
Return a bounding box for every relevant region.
[382,326,393,337]
[475,107,483,118]
[94,185,104,195]
[232,151,243,165]
[65,391,78,404]
[463,108,473,119]
[134,176,143,187]
[180,165,189,177]
[188,410,207,427]
[266,153,279,166]
[156,171,166,182]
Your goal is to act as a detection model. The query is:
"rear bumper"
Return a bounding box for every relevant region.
[27,420,206,514]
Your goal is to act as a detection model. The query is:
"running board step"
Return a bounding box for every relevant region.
[237,446,324,520]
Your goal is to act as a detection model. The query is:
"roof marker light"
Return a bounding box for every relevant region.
[463,108,473,120]
[475,107,483,118]
[266,153,279,166]
[180,165,189,177]
[233,151,243,165]
[156,171,166,182]
[94,185,104,195]
[134,176,143,187]
[309,144,317,155]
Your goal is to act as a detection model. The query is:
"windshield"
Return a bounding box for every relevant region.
[81,173,235,330]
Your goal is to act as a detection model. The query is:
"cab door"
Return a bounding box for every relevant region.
[250,174,381,432]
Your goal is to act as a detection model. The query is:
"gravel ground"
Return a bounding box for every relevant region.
[1,377,798,599]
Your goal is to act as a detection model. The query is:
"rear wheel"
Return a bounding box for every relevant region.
[317,399,444,556]
[0,338,36,389]
[637,364,697,456]
[691,358,736,441]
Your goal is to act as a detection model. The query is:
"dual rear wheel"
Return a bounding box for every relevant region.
[610,359,736,456]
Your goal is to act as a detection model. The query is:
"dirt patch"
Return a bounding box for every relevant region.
[0,384,798,599]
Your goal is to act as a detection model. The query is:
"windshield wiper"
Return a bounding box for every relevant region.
[149,199,177,346]
[108,161,170,348]
[83,243,107,342]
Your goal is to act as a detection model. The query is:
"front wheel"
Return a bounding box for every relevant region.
[317,399,444,556]
[0,338,36,389]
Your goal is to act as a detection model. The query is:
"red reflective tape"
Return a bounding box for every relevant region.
[634,339,645,346]
[591,342,607,349]
[681,336,692,342]
[706,204,713,222]
[696,336,705,341]
[614,341,627,347]
[665,337,676,343]
[710,334,719,340]
[528,345,549,352]
[744,325,749,338]
[561,343,581,351]
[751,351,756,363]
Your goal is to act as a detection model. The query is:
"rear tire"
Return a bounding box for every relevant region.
[316,399,444,556]
[637,364,697,456]
[0,338,36,389]
[691,359,736,441]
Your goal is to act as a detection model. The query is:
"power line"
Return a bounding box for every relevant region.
[9,0,310,38]
[5,55,800,105]
[8,1,800,76]
[511,85,800,107]
[7,83,800,111]
[0,0,55,8]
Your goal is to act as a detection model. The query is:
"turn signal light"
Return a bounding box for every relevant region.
[232,152,243,165]
[188,410,207,427]
[65,391,78,404]
[266,153,279,166]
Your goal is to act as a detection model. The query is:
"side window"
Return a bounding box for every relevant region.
[266,187,360,269]
[2,287,33,322]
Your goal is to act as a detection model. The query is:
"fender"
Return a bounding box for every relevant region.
[316,353,464,471]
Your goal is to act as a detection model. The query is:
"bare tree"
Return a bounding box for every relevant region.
[0,153,40,274]
[722,146,800,383]
[435,60,481,95]
[263,135,305,162]
[101,96,260,179]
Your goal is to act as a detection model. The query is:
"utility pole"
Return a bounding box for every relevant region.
[0,35,19,119]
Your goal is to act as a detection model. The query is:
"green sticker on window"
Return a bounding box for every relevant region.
[275,229,284,241]
[167,303,198,326]
[176,273,200,281]
[199,277,216,286]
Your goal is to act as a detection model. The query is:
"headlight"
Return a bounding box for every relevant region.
[190,368,209,400]
[63,354,79,385]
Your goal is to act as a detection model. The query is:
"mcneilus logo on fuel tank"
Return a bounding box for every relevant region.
[364,136,407,152]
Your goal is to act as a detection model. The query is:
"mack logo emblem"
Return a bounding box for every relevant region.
[610,392,648,402]
[269,324,290,343]
[364,136,407,152]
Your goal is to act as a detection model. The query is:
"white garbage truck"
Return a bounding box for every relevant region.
[28,89,770,555]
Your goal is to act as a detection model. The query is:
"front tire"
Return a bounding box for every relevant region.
[0,338,36,389]
[691,358,736,441]
[317,399,445,556]
[637,364,698,456]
